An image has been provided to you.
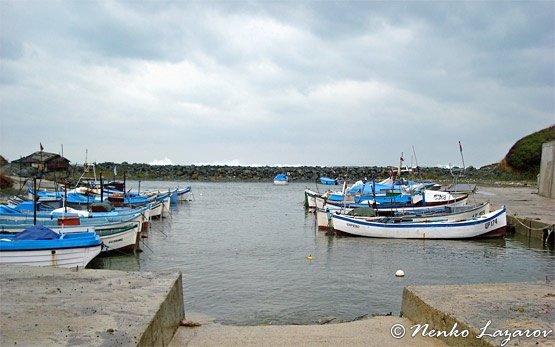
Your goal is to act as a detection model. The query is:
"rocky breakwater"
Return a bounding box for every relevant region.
[92,162,521,183]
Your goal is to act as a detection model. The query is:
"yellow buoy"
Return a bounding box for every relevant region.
[306,255,313,260]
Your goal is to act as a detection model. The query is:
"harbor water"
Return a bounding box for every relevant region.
[88,181,555,326]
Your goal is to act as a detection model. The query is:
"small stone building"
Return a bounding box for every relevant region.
[11,151,70,173]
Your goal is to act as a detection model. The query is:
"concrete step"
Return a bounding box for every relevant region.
[170,314,446,347]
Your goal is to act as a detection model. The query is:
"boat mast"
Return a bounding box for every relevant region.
[458,141,466,172]
[412,145,422,180]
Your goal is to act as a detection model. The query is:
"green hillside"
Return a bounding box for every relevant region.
[500,125,555,177]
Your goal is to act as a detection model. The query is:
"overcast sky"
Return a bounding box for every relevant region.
[1,1,553,168]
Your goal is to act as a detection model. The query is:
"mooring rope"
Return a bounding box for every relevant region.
[102,243,136,256]
[506,208,554,231]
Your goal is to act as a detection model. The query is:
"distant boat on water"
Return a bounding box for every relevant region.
[273,173,289,185]
[319,177,339,185]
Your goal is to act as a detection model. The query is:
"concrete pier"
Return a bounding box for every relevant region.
[473,185,555,243]
[401,281,555,346]
[0,265,184,346]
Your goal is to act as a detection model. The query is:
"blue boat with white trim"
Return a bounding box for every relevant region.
[0,225,102,268]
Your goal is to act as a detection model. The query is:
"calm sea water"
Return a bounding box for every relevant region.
[88,181,554,325]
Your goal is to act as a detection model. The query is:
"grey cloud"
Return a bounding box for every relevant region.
[0,1,553,167]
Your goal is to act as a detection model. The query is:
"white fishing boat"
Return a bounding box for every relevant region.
[0,225,102,268]
[330,206,507,239]
[177,186,192,201]
[94,222,140,253]
[149,200,163,219]
[161,194,171,218]
[316,201,491,230]
[304,189,319,209]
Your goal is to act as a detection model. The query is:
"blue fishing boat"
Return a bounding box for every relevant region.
[319,177,339,185]
[0,225,102,268]
[0,204,149,225]
[273,173,289,185]
[30,187,156,207]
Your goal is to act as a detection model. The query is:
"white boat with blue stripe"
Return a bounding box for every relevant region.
[330,206,507,239]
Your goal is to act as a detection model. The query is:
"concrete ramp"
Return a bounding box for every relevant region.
[0,265,184,346]
[170,315,446,347]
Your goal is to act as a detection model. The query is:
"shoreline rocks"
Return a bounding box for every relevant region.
[89,163,533,184]
[1,161,535,185]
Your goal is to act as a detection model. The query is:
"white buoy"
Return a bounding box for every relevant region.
[395,270,405,277]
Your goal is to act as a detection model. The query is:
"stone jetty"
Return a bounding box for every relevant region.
[89,162,520,183]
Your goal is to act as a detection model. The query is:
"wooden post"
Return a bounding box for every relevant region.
[33,177,37,225]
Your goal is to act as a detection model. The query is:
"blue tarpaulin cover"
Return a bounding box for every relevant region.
[12,225,60,241]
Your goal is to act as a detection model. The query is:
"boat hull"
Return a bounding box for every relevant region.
[177,187,192,201]
[318,202,491,230]
[0,245,102,268]
[96,223,140,253]
[304,189,319,209]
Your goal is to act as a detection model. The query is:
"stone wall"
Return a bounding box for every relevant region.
[538,141,555,199]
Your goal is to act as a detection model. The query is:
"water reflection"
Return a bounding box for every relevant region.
[88,253,141,271]
[510,231,555,253]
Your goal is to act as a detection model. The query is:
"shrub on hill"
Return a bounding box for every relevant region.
[500,125,555,178]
